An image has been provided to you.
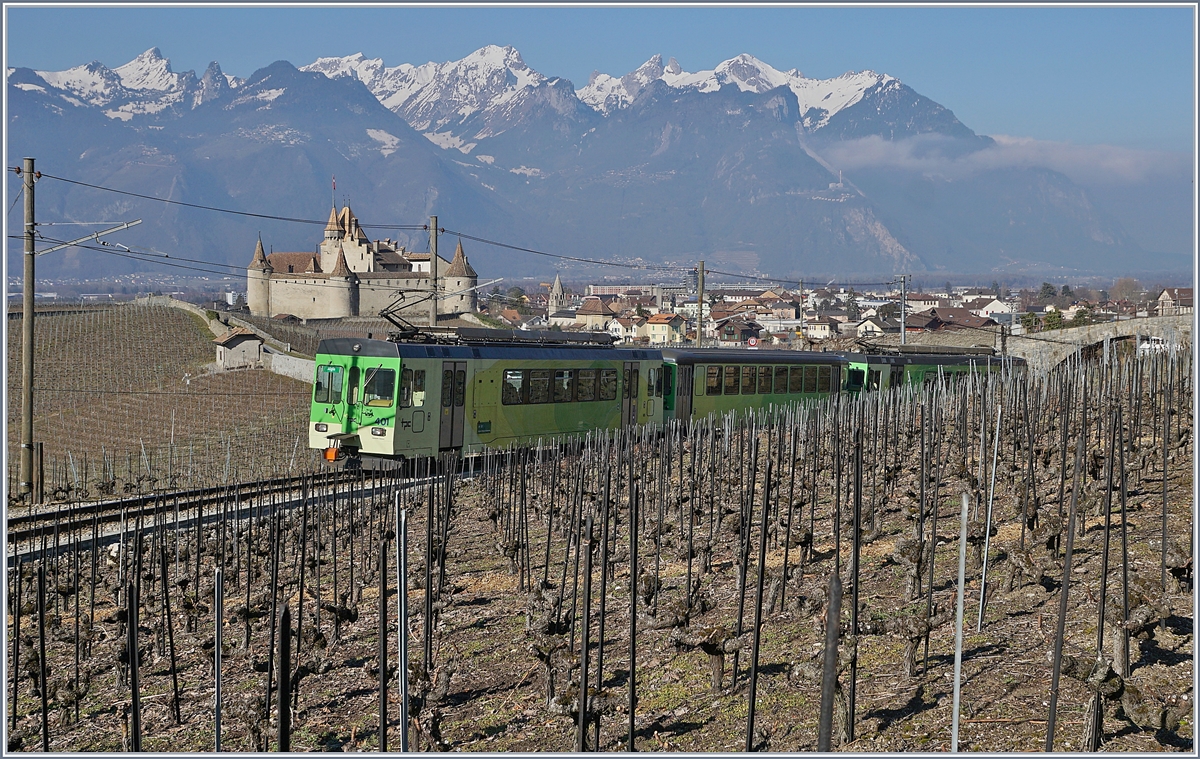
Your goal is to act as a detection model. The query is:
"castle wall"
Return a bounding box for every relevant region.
[263,275,350,320]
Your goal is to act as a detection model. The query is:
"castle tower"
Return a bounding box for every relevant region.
[324,206,342,240]
[247,235,273,316]
[548,273,565,316]
[328,243,358,318]
[442,240,479,315]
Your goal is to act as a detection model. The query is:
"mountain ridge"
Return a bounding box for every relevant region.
[6,46,1167,282]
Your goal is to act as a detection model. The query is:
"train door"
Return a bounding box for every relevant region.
[621,361,639,426]
[889,365,904,388]
[676,365,694,420]
[439,361,467,450]
[346,364,362,433]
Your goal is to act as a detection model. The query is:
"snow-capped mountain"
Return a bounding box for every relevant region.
[301,46,977,152]
[301,46,593,153]
[22,47,240,121]
[578,52,897,132]
[8,46,1165,281]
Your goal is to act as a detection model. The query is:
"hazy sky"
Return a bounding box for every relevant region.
[4,5,1196,152]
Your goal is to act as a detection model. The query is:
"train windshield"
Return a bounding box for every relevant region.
[363,368,396,407]
[314,365,344,404]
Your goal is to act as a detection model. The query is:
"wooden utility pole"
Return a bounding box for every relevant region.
[695,260,705,348]
[20,157,35,499]
[798,278,805,343]
[429,216,438,328]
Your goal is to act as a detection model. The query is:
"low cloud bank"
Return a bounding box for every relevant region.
[822,134,1190,186]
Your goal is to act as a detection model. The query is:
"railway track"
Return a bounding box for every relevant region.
[6,467,400,562]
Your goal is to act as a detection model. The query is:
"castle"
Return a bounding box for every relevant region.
[247,204,477,322]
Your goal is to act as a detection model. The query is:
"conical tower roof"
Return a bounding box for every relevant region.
[324,206,343,236]
[444,240,477,277]
[338,205,356,236]
[330,244,354,279]
[550,272,563,295]
[249,235,271,270]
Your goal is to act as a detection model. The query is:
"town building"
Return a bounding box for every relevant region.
[645,312,686,344]
[575,297,616,330]
[213,327,262,370]
[608,316,647,343]
[1157,287,1193,315]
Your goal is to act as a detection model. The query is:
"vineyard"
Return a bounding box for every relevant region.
[6,301,315,501]
[4,342,1193,752]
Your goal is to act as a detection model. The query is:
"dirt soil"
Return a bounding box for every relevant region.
[6,423,1194,753]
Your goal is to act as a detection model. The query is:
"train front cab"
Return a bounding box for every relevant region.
[310,339,408,463]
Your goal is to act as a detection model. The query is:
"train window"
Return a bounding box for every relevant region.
[441,369,453,408]
[803,366,818,394]
[831,366,841,392]
[401,368,426,407]
[774,366,788,394]
[724,366,739,395]
[741,366,756,394]
[413,370,426,406]
[819,366,833,393]
[631,368,640,399]
[364,368,396,407]
[577,369,597,402]
[454,369,466,407]
[600,369,618,400]
[553,370,574,403]
[314,365,343,404]
[529,370,551,404]
[789,367,804,393]
[349,367,360,405]
[758,366,773,394]
[705,366,721,396]
[502,370,526,405]
[646,367,663,398]
[400,368,413,407]
[867,369,881,391]
[622,367,632,399]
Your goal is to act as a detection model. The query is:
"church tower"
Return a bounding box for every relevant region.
[548,273,565,316]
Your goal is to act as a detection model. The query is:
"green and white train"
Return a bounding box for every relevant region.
[309,328,1022,466]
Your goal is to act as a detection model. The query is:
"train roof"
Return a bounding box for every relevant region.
[316,337,659,363]
[837,351,1027,367]
[660,348,850,366]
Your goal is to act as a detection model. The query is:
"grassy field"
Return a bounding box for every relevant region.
[6,301,315,500]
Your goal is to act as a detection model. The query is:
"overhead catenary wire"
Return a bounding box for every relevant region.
[441,228,682,273]
[33,171,426,229]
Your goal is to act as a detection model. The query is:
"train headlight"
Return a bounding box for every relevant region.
[315,423,328,432]
[371,427,386,437]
